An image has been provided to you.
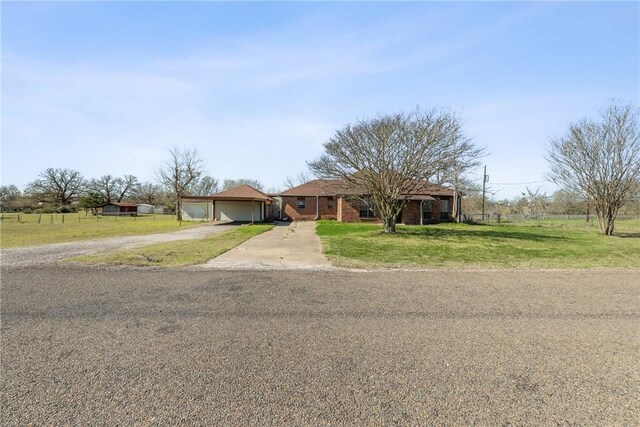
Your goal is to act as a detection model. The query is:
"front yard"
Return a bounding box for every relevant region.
[0,213,198,248]
[70,224,274,268]
[316,219,640,269]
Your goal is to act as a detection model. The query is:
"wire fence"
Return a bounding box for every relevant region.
[464,213,640,225]
[0,212,177,224]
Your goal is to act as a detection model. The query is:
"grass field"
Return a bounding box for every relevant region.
[0,213,198,248]
[70,224,274,267]
[316,219,640,269]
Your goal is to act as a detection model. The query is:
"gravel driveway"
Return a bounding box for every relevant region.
[2,268,638,425]
[0,223,237,267]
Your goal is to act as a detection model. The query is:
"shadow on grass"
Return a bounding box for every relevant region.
[395,225,568,243]
[615,232,640,238]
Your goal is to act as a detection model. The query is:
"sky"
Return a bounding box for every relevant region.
[2,1,639,199]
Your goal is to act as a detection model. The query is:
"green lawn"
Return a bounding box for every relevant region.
[70,224,274,268]
[316,219,640,269]
[0,213,199,248]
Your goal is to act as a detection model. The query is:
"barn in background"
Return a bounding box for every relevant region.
[99,202,138,216]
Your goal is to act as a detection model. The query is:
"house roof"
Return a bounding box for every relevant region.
[210,185,273,202]
[279,178,457,197]
[101,202,138,208]
[279,179,356,197]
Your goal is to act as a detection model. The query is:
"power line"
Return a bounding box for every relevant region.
[489,180,548,186]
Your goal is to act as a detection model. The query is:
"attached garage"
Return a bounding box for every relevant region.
[215,200,263,222]
[180,197,214,221]
[180,185,274,223]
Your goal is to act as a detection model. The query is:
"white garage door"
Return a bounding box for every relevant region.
[182,201,212,221]
[215,201,262,222]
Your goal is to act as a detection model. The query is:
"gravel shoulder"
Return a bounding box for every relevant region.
[0,223,237,268]
[1,268,638,425]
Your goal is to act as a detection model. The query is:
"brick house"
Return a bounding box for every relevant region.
[279,179,461,225]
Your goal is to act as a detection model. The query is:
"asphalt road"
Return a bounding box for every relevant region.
[1,267,638,426]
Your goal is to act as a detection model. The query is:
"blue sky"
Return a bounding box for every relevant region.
[2,1,638,198]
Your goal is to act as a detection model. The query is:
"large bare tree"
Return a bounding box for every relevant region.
[135,182,164,205]
[222,178,263,191]
[309,108,483,233]
[283,171,314,189]
[156,147,205,220]
[191,176,219,196]
[90,174,140,204]
[26,168,86,206]
[548,102,640,235]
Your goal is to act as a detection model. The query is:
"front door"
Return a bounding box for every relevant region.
[422,200,433,223]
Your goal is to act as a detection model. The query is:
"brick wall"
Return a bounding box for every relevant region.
[402,201,420,225]
[338,196,381,223]
[281,196,337,221]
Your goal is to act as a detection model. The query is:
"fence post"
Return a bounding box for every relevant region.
[62,214,64,224]
[50,215,53,224]
[38,214,41,224]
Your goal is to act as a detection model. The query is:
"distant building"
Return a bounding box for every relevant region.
[137,204,154,214]
[99,202,138,216]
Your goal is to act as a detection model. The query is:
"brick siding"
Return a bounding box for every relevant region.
[281,196,337,221]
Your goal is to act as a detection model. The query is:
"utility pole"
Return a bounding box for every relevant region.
[481,165,488,221]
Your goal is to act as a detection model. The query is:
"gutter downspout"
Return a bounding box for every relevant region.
[314,195,320,220]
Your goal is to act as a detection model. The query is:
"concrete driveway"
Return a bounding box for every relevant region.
[202,221,333,270]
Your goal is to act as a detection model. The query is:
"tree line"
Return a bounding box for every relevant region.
[0,147,271,215]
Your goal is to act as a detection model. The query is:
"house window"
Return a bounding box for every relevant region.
[327,197,334,209]
[296,197,306,209]
[440,199,450,220]
[359,198,375,219]
[422,201,432,221]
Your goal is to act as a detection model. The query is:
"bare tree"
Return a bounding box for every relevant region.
[283,171,314,189]
[549,189,585,215]
[548,102,640,235]
[89,175,119,204]
[25,168,86,206]
[135,182,164,205]
[156,147,205,220]
[191,176,219,196]
[90,174,140,204]
[116,175,140,202]
[520,187,548,222]
[222,178,263,191]
[308,108,483,233]
[0,185,21,212]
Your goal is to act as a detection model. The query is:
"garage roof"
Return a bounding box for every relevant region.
[210,185,274,202]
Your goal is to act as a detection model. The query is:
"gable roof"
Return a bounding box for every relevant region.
[210,185,273,202]
[100,202,138,208]
[279,179,355,197]
[279,178,456,197]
